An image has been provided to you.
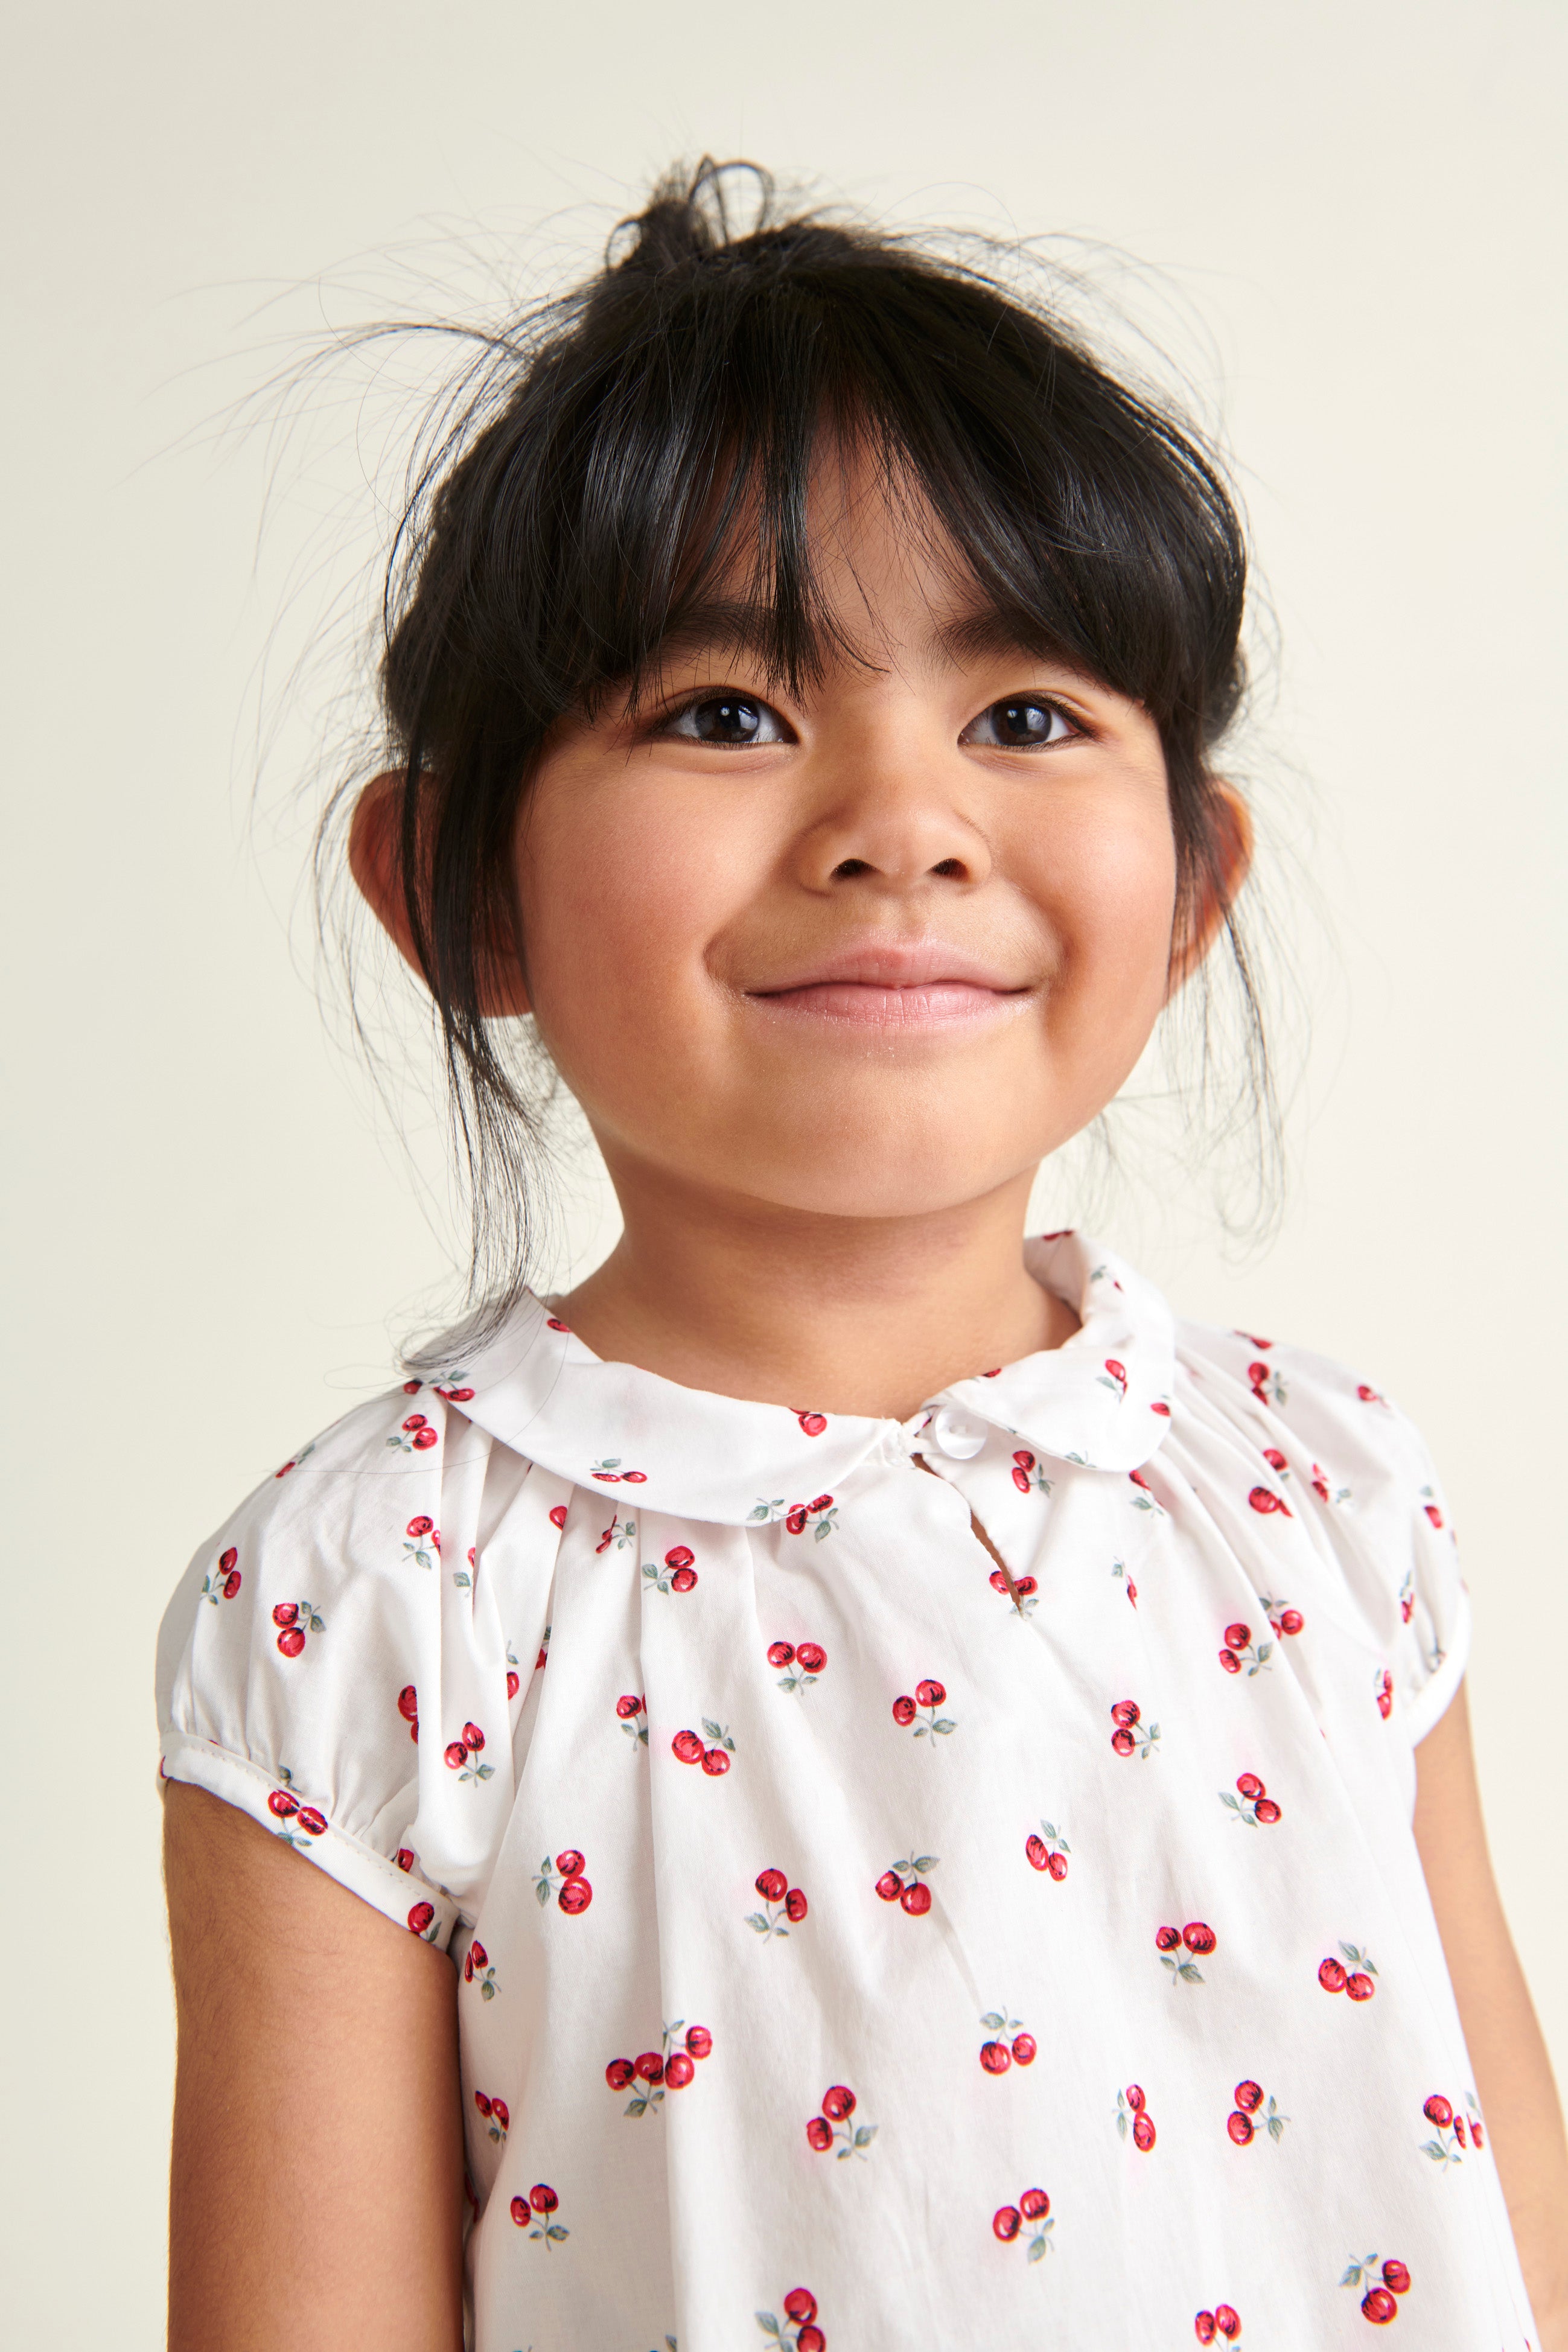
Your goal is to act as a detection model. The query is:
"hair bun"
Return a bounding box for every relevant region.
[608,158,773,274]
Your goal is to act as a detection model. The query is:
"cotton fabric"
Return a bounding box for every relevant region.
[156,1232,1538,2348]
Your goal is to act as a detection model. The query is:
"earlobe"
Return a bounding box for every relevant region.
[1165,782,1254,998]
[346,771,532,1017]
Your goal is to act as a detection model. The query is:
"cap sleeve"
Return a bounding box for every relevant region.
[1245,1340,1471,1745]
[155,1383,563,1947]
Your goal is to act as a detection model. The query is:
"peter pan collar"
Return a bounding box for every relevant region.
[434,1231,1175,1526]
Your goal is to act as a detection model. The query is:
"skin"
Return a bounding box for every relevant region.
[165,452,1567,2344]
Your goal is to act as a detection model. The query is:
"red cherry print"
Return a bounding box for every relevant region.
[1424,1501,1444,1528]
[701,1746,730,1776]
[1345,1972,1375,2001]
[549,1503,568,1529]
[1015,1575,1037,1596]
[992,2205,1022,2242]
[768,1641,796,1668]
[784,2290,818,2325]
[470,1939,487,1968]
[1215,2307,1240,2338]
[475,2091,493,2117]
[1025,1834,1049,1871]
[273,1602,299,1628]
[398,1684,419,1721]
[1248,1485,1288,1516]
[797,2324,824,2347]
[462,1723,485,1753]
[1423,2093,1452,2127]
[219,1546,237,1572]
[1132,2111,1156,2150]
[1150,1400,1170,1416]
[444,1742,468,1770]
[672,1730,704,1764]
[876,1870,904,1902]
[1047,1850,1068,1880]
[1156,1925,1181,1951]
[1471,2119,1484,2147]
[1226,2111,1254,2145]
[891,1695,917,1725]
[916,1678,946,1707]
[1453,2113,1468,2146]
[546,1315,571,1331]
[1019,2188,1050,2221]
[1225,1622,1251,1651]
[806,2115,833,2151]
[407,1901,435,1934]
[634,2051,664,2084]
[980,2041,1012,2074]
[1235,1773,1264,1801]
[670,1566,698,1592]
[615,1695,643,1722]
[509,2195,528,2225]
[785,1887,808,1922]
[1196,2317,1217,2345]
[267,1789,299,1818]
[1104,1357,1127,1390]
[664,2051,695,2088]
[413,1427,438,1450]
[797,1411,827,1436]
[797,1643,827,1673]
[1111,1727,1135,1755]
[395,1849,415,1872]
[1280,1607,1304,1634]
[785,1508,808,1534]
[1012,1467,1031,1493]
[407,1515,433,1538]
[558,1877,592,1914]
[222,1569,242,1598]
[297,1807,327,1836]
[664,1545,695,1572]
[685,2025,712,2059]
[1012,2033,1036,2065]
[822,2085,855,2121]
[277,1627,306,1657]
[1262,1448,1287,1473]
[606,2058,635,2089]
[1124,2084,1145,2111]
[404,1415,425,1433]
[1219,1649,1240,1673]
[1182,1922,1216,1954]
[1111,1700,1141,1726]
[900,1881,932,1915]
[403,1378,423,1394]
[1361,2287,1397,2324]
[808,1494,833,1514]
[1382,2261,1410,2295]
[491,2097,509,2129]
[1234,2079,1263,2113]
[1253,1797,1281,1824]
[506,1671,520,1699]
[556,1849,585,1878]
[1319,1956,1348,1992]
[757,1867,789,1902]
[529,2184,558,2214]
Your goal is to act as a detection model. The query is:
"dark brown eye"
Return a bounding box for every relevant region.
[667,695,787,745]
[960,698,1074,750]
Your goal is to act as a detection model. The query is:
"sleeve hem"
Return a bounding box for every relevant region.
[1403,1581,1472,1747]
[158,1728,461,1951]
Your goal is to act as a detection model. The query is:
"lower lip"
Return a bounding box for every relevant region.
[749,981,1026,1030]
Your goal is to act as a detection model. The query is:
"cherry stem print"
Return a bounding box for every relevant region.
[617,1694,650,1747]
[1220,1773,1281,1826]
[669,1716,737,1774]
[271,1600,323,1659]
[591,1458,647,1484]
[403,1516,441,1570]
[1257,1592,1307,1637]
[1156,1920,1215,1984]
[992,2187,1054,2261]
[445,1722,494,1785]
[748,1868,808,1941]
[1111,1700,1159,1758]
[510,2183,567,2246]
[756,2287,824,2350]
[387,1412,439,1455]
[891,1679,955,1741]
[200,1546,241,1605]
[1128,1468,1163,1515]
[1117,2084,1158,2150]
[597,1514,637,1554]
[1010,1447,1053,1496]
[1420,2093,1466,2169]
[474,2089,509,2144]
[605,2019,712,2117]
[768,1639,828,1692]
[534,1849,593,1913]
[1318,1942,1378,1999]
[805,2083,877,2160]
[1217,1617,1272,1677]
[266,1785,328,1850]
[1340,2252,1412,2324]
[1024,1821,1070,1879]
[643,1544,699,1595]
[1112,1558,1138,1608]
[978,2008,1036,2073]
[1226,2080,1288,2144]
[462,1939,499,1999]
[876,1850,939,1913]
[782,1494,838,1538]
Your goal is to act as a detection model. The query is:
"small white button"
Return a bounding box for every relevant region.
[930,1407,987,1461]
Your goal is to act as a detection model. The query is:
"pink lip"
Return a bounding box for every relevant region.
[748,939,1031,1031]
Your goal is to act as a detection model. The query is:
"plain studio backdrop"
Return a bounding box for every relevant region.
[5,0,1565,2334]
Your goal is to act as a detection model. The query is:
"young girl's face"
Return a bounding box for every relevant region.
[512,452,1199,1227]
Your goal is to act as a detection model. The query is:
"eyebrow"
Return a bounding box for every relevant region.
[629,596,1082,696]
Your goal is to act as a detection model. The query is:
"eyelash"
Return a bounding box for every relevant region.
[652,690,1086,748]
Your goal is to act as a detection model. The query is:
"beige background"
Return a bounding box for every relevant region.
[6,0,1565,2334]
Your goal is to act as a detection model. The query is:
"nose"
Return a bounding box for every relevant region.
[794,742,993,895]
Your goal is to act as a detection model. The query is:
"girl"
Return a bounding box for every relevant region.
[158,163,1567,2348]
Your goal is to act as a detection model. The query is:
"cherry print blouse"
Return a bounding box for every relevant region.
[156,1233,1540,2350]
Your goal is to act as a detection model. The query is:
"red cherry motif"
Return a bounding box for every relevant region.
[1124,2084,1145,2111]
[993,2206,1022,2242]
[558,1877,592,1913]
[1225,1622,1251,1650]
[1112,1727,1135,1755]
[664,2051,695,2088]
[221,1569,242,1598]
[1234,2079,1263,2112]
[556,1849,585,1878]
[785,1508,808,1534]
[1377,1669,1395,1720]
[1262,1448,1287,1473]
[685,2025,712,2059]
[1019,2188,1050,2221]
[891,1695,917,1725]
[1319,1956,1348,1992]
[757,1867,788,1902]
[549,1503,568,1529]
[267,1789,299,1818]
[1248,1485,1289,1515]
[784,2290,817,2325]
[1196,2318,1217,2345]
[1047,1850,1068,1879]
[1132,2111,1156,2150]
[1280,1607,1304,1633]
[768,1641,795,1668]
[900,1881,932,1915]
[394,1849,415,1872]
[273,1602,298,1627]
[1012,2033,1036,2065]
[635,2051,664,2084]
[463,1723,485,1753]
[1219,1649,1241,1673]
[701,1747,730,1776]
[1183,1922,1216,1954]
[785,1887,808,1922]
[1423,2094,1452,2127]
[1104,1357,1127,1391]
[1362,2288,1397,2324]
[806,2116,833,2151]
[546,1316,571,1332]
[615,1694,643,1720]
[606,2058,635,2089]
[407,1515,433,1538]
[1112,1699,1141,1724]
[277,1627,306,1657]
[506,1671,520,1700]
[1454,2114,1468,2146]
[1382,2261,1410,2295]
[1346,1972,1375,2001]
[1226,2110,1254,2146]
[1214,2310,1240,2341]
[797,2324,824,2347]
[876,1870,903,1902]
[444,1742,468,1769]
[1235,1772,1264,1801]
[219,1546,238,1571]
[796,1412,827,1436]
[821,2085,855,2121]
[672,1730,704,1764]
[407,1901,435,1934]
[797,1642,827,1672]
[1254,1798,1281,1824]
[1156,1924,1181,1952]
[916,1678,946,1707]
[529,2184,558,2214]
[980,2041,1011,2074]
[296,1807,327,1835]
[403,1379,422,1395]
[509,2196,528,2225]
[1025,1834,1049,1871]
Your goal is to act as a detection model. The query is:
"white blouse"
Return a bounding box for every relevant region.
[156,1232,1539,2350]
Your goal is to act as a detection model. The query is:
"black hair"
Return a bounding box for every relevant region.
[332,159,1270,1315]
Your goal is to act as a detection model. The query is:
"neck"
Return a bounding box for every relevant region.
[555,1159,1079,1420]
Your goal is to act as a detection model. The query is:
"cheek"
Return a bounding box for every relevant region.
[1031,802,1179,1032]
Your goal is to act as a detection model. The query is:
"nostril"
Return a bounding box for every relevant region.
[931,858,967,879]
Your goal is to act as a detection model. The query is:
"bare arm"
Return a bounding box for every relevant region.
[1415,1680,1568,2345]
[163,1782,465,2352]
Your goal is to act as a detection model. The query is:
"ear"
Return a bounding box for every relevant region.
[1165,780,1254,998]
[347,771,532,1017]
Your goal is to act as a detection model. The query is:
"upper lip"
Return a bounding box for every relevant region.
[750,939,1030,993]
